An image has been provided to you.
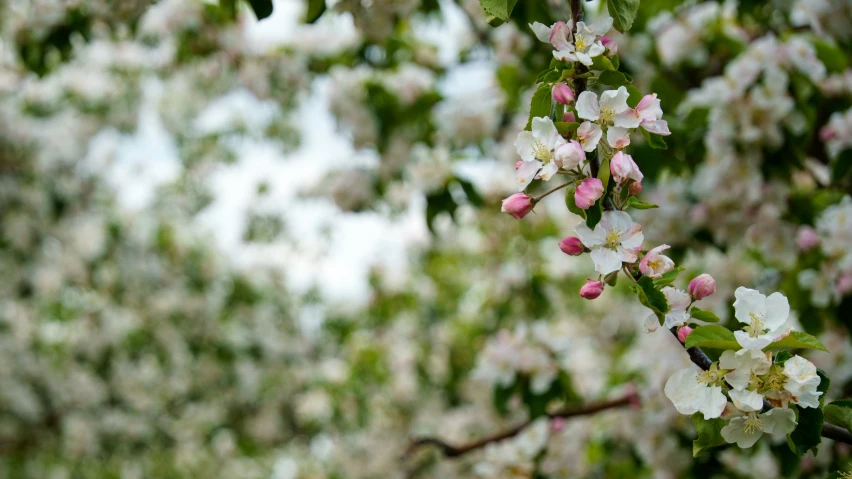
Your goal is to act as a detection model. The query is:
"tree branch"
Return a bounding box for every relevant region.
[668,329,852,446]
[401,392,636,460]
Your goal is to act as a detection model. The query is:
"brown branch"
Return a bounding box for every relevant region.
[401,393,636,460]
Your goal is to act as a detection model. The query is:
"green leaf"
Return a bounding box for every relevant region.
[684,325,739,350]
[632,276,667,324]
[493,383,514,415]
[598,70,632,87]
[479,0,519,23]
[653,266,683,288]
[813,39,848,74]
[554,122,580,135]
[824,399,852,432]
[833,149,852,182]
[625,197,658,209]
[564,188,587,218]
[591,55,616,72]
[625,84,643,107]
[526,83,552,130]
[690,307,721,323]
[305,0,325,23]
[598,156,611,192]
[247,0,273,19]
[640,127,668,149]
[607,0,640,33]
[691,413,727,457]
[585,200,603,229]
[766,331,828,352]
[788,404,824,456]
[774,350,792,364]
[818,369,830,407]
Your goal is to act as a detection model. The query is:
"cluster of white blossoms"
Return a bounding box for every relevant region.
[529,16,615,66]
[665,288,822,448]
[798,195,852,307]
[821,107,852,159]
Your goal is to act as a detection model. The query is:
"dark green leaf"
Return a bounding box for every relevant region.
[526,83,552,130]
[607,0,640,32]
[625,197,659,209]
[640,127,668,149]
[774,350,792,364]
[833,149,852,182]
[766,331,828,352]
[554,122,580,135]
[689,307,721,323]
[625,84,643,108]
[305,0,325,23]
[684,325,739,350]
[813,40,848,74]
[479,0,519,23]
[591,55,616,72]
[653,266,683,288]
[598,156,611,192]
[598,70,632,87]
[824,399,852,432]
[632,276,668,324]
[585,199,602,229]
[456,178,483,207]
[247,0,273,19]
[818,369,830,407]
[565,188,587,219]
[788,404,823,456]
[691,413,727,457]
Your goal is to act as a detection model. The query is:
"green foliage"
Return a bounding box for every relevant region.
[565,187,587,218]
[766,331,828,352]
[684,325,738,350]
[640,128,668,149]
[597,70,633,88]
[305,0,325,23]
[774,350,792,364]
[653,266,683,288]
[689,307,721,323]
[824,399,852,432]
[585,199,603,228]
[691,413,727,457]
[788,405,824,456]
[632,276,667,324]
[833,150,852,183]
[480,0,519,26]
[607,0,640,32]
[554,122,580,135]
[526,83,553,130]
[625,197,659,209]
[591,55,617,72]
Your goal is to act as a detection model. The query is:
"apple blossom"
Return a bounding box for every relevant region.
[782,355,822,408]
[551,18,613,65]
[688,274,717,300]
[574,211,644,274]
[677,325,693,344]
[501,193,534,219]
[661,286,691,329]
[664,364,728,419]
[796,226,819,251]
[721,408,797,449]
[628,181,642,195]
[579,280,603,299]
[610,151,644,185]
[575,178,604,210]
[732,287,790,350]
[514,117,568,190]
[719,349,771,412]
[601,35,617,55]
[639,244,674,278]
[577,121,603,152]
[552,82,574,105]
[558,236,584,256]
[634,94,672,135]
[554,140,586,171]
[576,87,642,149]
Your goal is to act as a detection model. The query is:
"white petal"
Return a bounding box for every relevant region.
[733,287,766,326]
[664,311,689,329]
[662,287,691,312]
[590,16,613,34]
[729,389,764,412]
[600,86,630,114]
[642,119,671,135]
[577,122,602,152]
[734,330,772,351]
[554,141,585,170]
[761,408,797,436]
[574,222,606,247]
[590,247,623,275]
[643,312,660,333]
[514,131,537,162]
[553,49,578,62]
[619,225,644,250]
[576,52,594,66]
[795,390,822,409]
[603,210,632,232]
[529,22,552,43]
[763,292,790,331]
[607,126,631,149]
[722,417,763,448]
[538,162,559,181]
[664,367,702,416]
[576,92,600,121]
[613,109,642,128]
[531,117,558,144]
[516,160,541,191]
[586,42,605,58]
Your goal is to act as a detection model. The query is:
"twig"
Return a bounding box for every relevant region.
[533,181,572,202]
[401,393,636,460]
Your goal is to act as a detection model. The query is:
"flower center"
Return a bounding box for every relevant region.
[697,369,722,386]
[745,312,767,338]
[748,370,763,391]
[575,37,586,52]
[605,229,622,249]
[532,140,552,162]
[743,412,763,435]
[600,105,615,124]
[763,369,787,392]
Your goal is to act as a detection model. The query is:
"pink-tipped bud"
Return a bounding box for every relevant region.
[796,226,819,251]
[601,36,618,55]
[515,160,524,170]
[501,193,534,220]
[677,325,693,344]
[552,82,575,105]
[558,236,584,255]
[837,274,852,295]
[628,181,642,195]
[574,177,604,210]
[688,274,716,300]
[579,280,603,299]
[562,111,576,123]
[610,151,643,185]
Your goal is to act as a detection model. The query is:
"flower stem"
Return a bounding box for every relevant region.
[533,182,572,202]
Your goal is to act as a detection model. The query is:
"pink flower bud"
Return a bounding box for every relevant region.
[688,274,716,300]
[515,160,524,170]
[610,151,643,185]
[552,82,575,105]
[677,325,693,344]
[579,280,604,299]
[796,226,819,251]
[574,177,604,210]
[628,181,642,195]
[501,193,534,219]
[562,111,576,123]
[837,273,852,295]
[558,236,584,255]
[601,36,618,55]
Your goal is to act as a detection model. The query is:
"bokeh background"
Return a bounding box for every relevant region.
[2,0,852,477]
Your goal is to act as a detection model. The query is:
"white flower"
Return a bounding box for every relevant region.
[732,287,790,350]
[721,408,797,448]
[783,355,822,408]
[662,286,690,329]
[551,18,613,65]
[635,93,672,136]
[576,87,642,148]
[574,211,644,274]
[719,349,772,411]
[529,22,556,43]
[639,244,674,278]
[514,117,568,191]
[553,140,586,170]
[664,364,728,419]
[577,121,603,151]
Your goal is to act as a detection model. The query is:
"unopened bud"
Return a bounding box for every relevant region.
[558,236,584,255]
[677,325,693,344]
[501,193,534,220]
[688,274,716,300]
[579,280,604,299]
[575,177,604,210]
[552,82,575,105]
